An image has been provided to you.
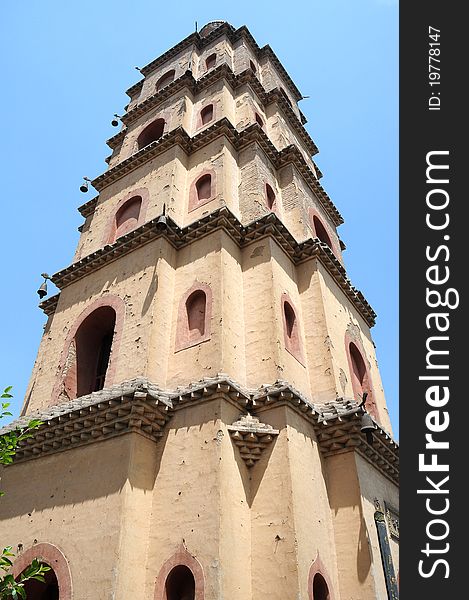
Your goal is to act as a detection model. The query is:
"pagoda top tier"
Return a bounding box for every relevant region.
[126,22,303,104]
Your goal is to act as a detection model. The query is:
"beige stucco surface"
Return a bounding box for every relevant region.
[3,22,398,600]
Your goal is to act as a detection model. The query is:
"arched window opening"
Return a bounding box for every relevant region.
[165,565,195,600]
[205,53,217,70]
[266,183,276,210]
[345,336,378,421]
[284,301,297,340]
[255,112,264,128]
[114,196,142,240]
[349,342,367,394]
[249,60,257,73]
[74,306,116,397]
[137,118,165,150]
[313,216,333,249]
[196,174,212,202]
[200,104,214,125]
[186,290,207,338]
[156,69,175,92]
[312,573,330,600]
[282,296,303,363]
[22,566,59,600]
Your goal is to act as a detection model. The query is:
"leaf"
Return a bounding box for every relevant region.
[16,586,27,599]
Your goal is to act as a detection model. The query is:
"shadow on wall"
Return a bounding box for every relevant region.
[324,454,372,585]
[1,400,234,519]
[0,432,160,519]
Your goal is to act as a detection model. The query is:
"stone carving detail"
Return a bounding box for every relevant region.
[228,413,279,467]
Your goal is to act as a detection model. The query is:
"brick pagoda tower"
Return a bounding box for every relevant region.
[0,21,399,600]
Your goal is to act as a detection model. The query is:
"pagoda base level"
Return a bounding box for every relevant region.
[0,376,398,600]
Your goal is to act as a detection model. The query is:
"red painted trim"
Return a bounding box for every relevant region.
[281,292,305,366]
[52,295,126,404]
[205,53,217,71]
[12,542,72,600]
[188,169,217,212]
[196,103,216,130]
[175,282,213,352]
[154,544,205,600]
[344,332,380,422]
[102,187,150,245]
[308,207,339,258]
[264,182,278,213]
[307,554,335,600]
[156,69,176,92]
[132,110,171,155]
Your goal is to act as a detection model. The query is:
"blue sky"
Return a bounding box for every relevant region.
[0,1,398,436]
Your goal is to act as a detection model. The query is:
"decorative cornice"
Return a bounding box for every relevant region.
[2,376,398,485]
[228,413,279,467]
[48,207,375,326]
[78,196,99,218]
[39,293,60,316]
[127,23,302,103]
[251,380,399,485]
[111,65,315,155]
[94,118,341,226]
[1,379,172,463]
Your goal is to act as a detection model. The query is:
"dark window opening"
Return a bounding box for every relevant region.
[94,333,113,392]
[313,216,333,249]
[249,60,257,73]
[165,565,195,600]
[205,53,217,70]
[22,566,59,600]
[200,104,214,125]
[137,119,165,150]
[156,69,175,92]
[255,112,264,128]
[350,342,367,392]
[284,302,296,340]
[312,573,330,600]
[74,306,116,397]
[186,290,207,338]
[196,174,212,201]
[266,184,276,210]
[114,196,142,239]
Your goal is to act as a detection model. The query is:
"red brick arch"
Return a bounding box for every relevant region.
[154,544,204,600]
[344,331,380,422]
[132,109,172,155]
[52,295,126,404]
[308,554,335,600]
[12,542,72,600]
[197,102,216,130]
[102,187,150,245]
[175,282,212,352]
[281,292,305,366]
[188,168,217,212]
[308,207,339,258]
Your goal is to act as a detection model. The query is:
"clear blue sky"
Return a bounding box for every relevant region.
[0,1,398,436]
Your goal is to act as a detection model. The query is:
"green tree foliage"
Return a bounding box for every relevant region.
[0,387,50,599]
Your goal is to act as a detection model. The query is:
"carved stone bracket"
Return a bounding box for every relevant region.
[228,413,279,467]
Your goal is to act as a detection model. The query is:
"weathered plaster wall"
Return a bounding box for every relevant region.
[325,451,377,600]
[317,265,392,432]
[0,435,139,600]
